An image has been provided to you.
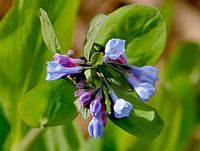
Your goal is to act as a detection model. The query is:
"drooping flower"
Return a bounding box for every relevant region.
[74,89,85,97]
[127,74,156,102]
[45,62,82,81]
[103,38,125,62]
[110,91,133,118]
[79,91,92,106]
[130,65,159,86]
[90,95,101,117]
[88,114,103,139]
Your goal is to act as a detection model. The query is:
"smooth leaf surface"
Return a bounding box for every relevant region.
[96,4,167,66]
[109,93,164,141]
[39,8,62,54]
[0,0,79,149]
[19,78,78,128]
[83,14,107,61]
[0,97,10,150]
[90,52,104,67]
[74,99,91,120]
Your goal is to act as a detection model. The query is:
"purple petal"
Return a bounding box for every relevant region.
[79,92,92,106]
[53,53,82,67]
[109,53,128,64]
[67,50,74,57]
[100,102,107,127]
[74,89,85,97]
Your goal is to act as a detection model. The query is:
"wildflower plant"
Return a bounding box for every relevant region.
[19,4,167,141]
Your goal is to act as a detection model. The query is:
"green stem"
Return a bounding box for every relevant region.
[16,128,46,151]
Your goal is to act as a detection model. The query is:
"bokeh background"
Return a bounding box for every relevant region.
[0,0,200,151]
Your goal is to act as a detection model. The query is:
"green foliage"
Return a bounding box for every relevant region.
[90,52,104,67]
[19,78,78,127]
[159,0,175,33]
[99,64,134,94]
[0,97,10,150]
[109,93,164,141]
[102,41,200,151]
[96,4,167,66]
[39,8,62,54]
[0,0,79,149]
[83,14,107,61]
[81,4,167,141]
[165,41,200,80]
[43,123,80,151]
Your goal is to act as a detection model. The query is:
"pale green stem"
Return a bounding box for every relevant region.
[16,128,46,151]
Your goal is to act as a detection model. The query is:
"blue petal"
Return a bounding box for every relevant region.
[90,100,101,117]
[45,62,81,81]
[130,65,159,86]
[88,117,103,139]
[104,38,126,61]
[134,82,156,102]
[113,98,133,118]
[127,75,156,102]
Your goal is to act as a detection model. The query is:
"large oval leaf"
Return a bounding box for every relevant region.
[96,4,167,66]
[18,78,77,128]
[109,93,164,141]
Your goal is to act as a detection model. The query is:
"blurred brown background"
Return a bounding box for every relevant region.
[1,0,200,139]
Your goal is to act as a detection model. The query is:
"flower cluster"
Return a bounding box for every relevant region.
[45,38,159,139]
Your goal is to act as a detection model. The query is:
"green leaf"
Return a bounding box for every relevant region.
[83,14,107,61]
[164,41,200,80]
[0,0,79,149]
[96,4,167,66]
[63,123,80,150]
[39,8,62,54]
[90,52,104,67]
[74,99,91,120]
[159,0,175,33]
[99,64,134,94]
[0,97,10,150]
[18,78,78,128]
[109,93,164,141]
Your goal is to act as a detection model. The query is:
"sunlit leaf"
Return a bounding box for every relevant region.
[19,78,77,128]
[83,14,107,61]
[96,4,167,66]
[39,8,62,54]
[109,93,164,141]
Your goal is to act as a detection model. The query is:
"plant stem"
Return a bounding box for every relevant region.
[16,128,46,151]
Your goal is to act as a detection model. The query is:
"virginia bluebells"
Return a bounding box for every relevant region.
[110,91,133,118]
[45,38,159,139]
